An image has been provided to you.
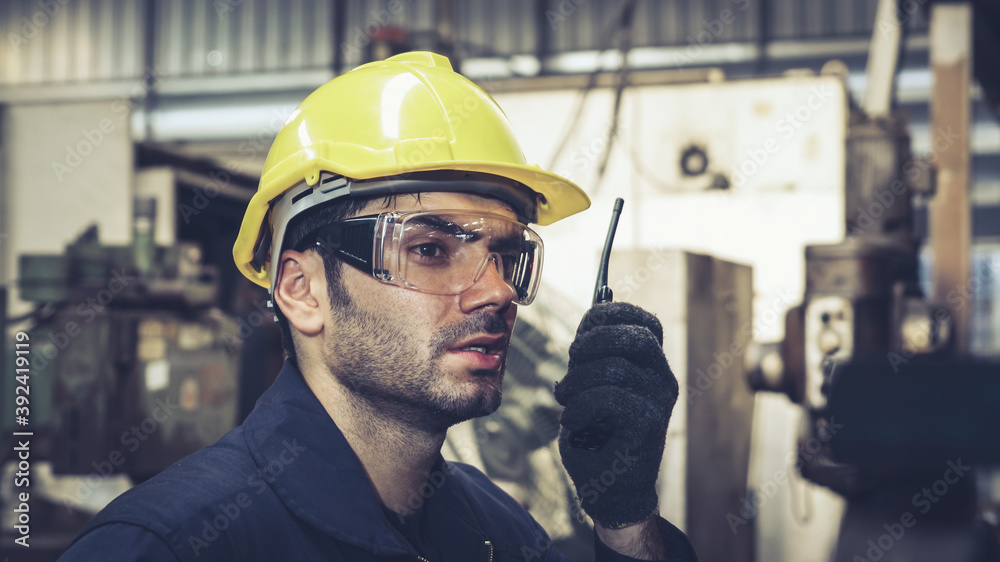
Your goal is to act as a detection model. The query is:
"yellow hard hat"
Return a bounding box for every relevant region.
[233,51,590,289]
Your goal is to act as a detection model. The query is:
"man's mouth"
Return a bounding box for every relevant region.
[449,335,506,355]
[447,335,507,370]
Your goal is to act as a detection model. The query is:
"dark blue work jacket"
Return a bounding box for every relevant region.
[59,362,697,561]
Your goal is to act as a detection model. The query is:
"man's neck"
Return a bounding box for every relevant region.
[301,363,448,516]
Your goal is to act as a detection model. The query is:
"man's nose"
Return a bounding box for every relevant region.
[462,253,516,311]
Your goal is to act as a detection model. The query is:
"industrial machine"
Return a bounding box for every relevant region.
[2,196,241,557]
[747,3,1000,560]
[748,109,1000,562]
[15,199,240,480]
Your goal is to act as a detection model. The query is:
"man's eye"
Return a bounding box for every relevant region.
[412,243,445,258]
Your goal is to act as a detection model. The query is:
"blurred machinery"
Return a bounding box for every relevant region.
[749,108,1000,562]
[17,219,239,478]
[748,2,1000,560]
[1,196,241,555]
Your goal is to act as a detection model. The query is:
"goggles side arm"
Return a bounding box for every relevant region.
[295,216,381,277]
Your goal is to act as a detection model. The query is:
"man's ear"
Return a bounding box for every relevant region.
[273,249,326,337]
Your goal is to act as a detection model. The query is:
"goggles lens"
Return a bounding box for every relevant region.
[298,210,544,305]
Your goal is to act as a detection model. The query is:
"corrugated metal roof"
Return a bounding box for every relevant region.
[0,0,931,86]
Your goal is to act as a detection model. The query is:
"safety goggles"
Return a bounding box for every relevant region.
[295,210,544,305]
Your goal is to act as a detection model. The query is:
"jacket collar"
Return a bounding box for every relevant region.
[240,362,497,559]
[241,361,417,557]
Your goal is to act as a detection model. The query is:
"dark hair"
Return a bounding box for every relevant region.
[273,194,397,366]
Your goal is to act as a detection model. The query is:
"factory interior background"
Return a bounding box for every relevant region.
[1,0,1000,560]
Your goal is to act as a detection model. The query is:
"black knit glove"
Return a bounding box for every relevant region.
[554,302,679,529]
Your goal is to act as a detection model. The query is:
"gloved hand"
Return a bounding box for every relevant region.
[554,302,679,529]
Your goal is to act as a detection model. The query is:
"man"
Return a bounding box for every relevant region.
[60,52,696,561]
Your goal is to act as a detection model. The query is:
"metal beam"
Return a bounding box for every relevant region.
[475,66,721,94]
[861,0,903,117]
[929,3,973,354]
